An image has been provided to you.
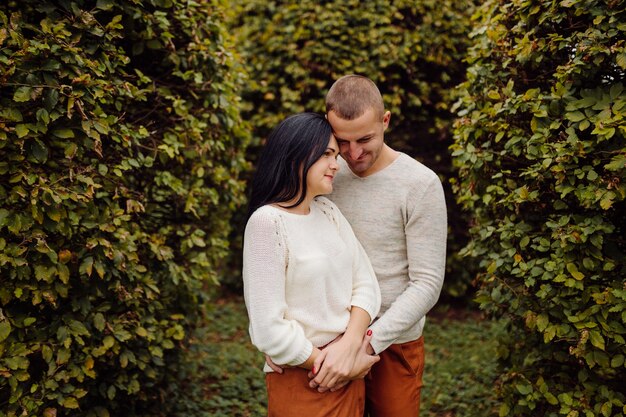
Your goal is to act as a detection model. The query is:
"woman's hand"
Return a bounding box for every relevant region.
[265,354,284,373]
[308,333,360,390]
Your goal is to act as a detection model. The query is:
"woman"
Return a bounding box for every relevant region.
[243,113,381,417]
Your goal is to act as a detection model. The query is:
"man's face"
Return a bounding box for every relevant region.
[327,108,390,177]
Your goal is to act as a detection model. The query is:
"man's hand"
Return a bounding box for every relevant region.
[265,354,284,374]
[309,330,379,392]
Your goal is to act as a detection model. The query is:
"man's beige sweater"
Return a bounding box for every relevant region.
[329,153,447,354]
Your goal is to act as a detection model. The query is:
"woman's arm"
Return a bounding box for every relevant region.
[243,210,314,367]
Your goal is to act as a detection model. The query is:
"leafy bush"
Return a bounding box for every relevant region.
[228,0,478,298]
[452,0,626,415]
[0,1,248,415]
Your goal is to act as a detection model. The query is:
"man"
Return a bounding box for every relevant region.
[313,74,447,416]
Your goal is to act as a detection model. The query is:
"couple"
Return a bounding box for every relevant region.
[243,75,447,417]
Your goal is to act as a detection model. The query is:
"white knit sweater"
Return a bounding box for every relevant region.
[243,197,381,371]
[329,153,447,354]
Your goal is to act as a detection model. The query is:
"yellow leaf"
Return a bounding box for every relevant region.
[62,397,79,409]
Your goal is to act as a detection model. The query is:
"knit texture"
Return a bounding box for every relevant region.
[329,153,447,354]
[243,197,381,371]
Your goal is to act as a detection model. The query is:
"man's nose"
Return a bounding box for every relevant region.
[350,143,363,160]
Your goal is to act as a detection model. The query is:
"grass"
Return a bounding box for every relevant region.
[170,296,504,417]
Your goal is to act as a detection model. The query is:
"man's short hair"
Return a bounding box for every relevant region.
[325,75,385,121]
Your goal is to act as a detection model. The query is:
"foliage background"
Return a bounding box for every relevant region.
[0,0,248,415]
[451,0,626,415]
[3,0,625,416]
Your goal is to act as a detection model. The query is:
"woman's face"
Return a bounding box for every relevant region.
[305,135,340,199]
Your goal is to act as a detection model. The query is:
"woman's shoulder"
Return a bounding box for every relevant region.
[246,205,283,231]
[312,196,344,226]
[313,196,342,216]
[313,196,339,211]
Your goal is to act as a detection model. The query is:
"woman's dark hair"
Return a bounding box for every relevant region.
[247,112,332,219]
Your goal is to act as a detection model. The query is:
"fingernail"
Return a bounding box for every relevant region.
[367,329,372,336]
[312,367,316,374]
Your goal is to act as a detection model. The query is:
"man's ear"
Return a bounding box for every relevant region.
[382,111,391,129]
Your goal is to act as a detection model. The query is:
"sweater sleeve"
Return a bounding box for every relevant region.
[242,209,313,366]
[369,175,447,353]
[322,198,381,323]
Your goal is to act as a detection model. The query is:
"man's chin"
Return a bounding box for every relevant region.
[348,162,370,174]
[344,158,367,170]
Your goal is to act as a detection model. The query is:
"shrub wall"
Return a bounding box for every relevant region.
[0,1,248,415]
[228,0,477,298]
[452,0,625,415]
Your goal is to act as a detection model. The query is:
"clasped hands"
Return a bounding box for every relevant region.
[266,330,379,393]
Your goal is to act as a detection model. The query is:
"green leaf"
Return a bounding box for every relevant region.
[103,335,115,349]
[589,330,605,350]
[94,313,106,331]
[79,257,94,277]
[545,392,558,405]
[42,345,53,362]
[609,83,623,99]
[94,261,105,278]
[605,155,626,171]
[617,53,626,70]
[56,348,71,365]
[0,108,23,122]
[35,265,55,281]
[13,86,33,102]
[52,129,75,139]
[0,321,11,342]
[15,124,29,138]
[47,207,61,222]
[62,397,79,409]
[44,88,59,109]
[96,0,115,10]
[57,263,70,283]
[31,139,49,162]
[64,142,78,159]
[36,108,50,124]
[566,263,584,280]
[611,354,624,367]
[69,319,90,336]
[566,111,585,122]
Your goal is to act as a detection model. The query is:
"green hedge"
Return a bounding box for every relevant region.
[452,1,625,416]
[0,1,248,415]
[228,0,477,298]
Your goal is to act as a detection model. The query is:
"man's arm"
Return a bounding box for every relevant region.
[369,176,447,353]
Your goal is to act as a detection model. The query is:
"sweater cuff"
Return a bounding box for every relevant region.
[289,339,313,367]
[368,320,394,355]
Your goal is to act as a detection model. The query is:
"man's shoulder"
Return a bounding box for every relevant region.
[394,153,439,182]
